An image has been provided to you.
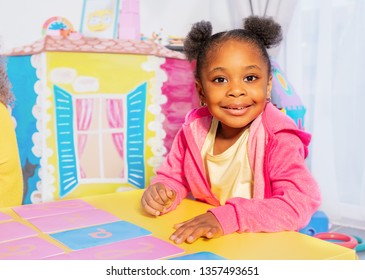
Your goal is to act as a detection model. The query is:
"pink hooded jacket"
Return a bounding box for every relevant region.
[151,103,321,235]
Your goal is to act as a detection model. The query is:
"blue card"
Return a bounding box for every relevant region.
[50,221,151,250]
[169,251,227,260]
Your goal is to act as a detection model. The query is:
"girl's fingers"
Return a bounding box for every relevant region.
[141,191,165,216]
[170,213,223,244]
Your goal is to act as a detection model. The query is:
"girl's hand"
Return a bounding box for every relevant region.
[141,183,176,216]
[170,212,223,244]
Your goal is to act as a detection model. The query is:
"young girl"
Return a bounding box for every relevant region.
[0,55,23,207]
[141,16,321,244]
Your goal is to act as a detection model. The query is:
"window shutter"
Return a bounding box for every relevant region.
[54,85,78,197]
[126,82,146,188]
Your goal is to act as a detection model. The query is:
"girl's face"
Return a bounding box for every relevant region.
[196,39,272,137]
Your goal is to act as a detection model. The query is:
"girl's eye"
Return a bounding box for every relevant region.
[213,77,227,83]
[244,76,257,82]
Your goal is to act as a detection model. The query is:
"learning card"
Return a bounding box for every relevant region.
[169,251,227,260]
[27,208,120,233]
[49,220,151,250]
[0,212,12,222]
[0,221,38,243]
[12,199,95,219]
[0,236,64,260]
[44,236,184,260]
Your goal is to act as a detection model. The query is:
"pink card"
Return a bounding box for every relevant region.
[44,236,184,260]
[0,221,38,243]
[12,199,95,219]
[0,212,12,222]
[27,209,120,233]
[0,236,64,260]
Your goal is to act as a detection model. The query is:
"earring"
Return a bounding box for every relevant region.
[266,97,272,103]
[200,100,207,107]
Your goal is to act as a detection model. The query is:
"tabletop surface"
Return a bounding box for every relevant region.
[0,190,357,260]
[82,190,356,260]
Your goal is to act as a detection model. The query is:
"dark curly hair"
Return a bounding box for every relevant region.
[0,55,14,106]
[183,15,282,80]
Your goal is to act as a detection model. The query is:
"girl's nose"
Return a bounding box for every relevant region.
[228,81,245,97]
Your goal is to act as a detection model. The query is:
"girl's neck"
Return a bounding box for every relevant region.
[213,122,249,154]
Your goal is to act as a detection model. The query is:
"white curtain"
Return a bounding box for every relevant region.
[278,0,365,229]
[228,0,298,56]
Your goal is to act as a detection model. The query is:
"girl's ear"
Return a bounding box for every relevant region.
[266,74,273,100]
[195,80,206,106]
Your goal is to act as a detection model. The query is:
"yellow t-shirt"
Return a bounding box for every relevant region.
[201,118,253,205]
[0,103,23,207]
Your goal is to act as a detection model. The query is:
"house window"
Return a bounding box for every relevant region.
[75,96,125,181]
[54,83,146,197]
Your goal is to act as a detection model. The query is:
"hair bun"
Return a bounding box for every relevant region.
[243,16,282,49]
[183,20,213,61]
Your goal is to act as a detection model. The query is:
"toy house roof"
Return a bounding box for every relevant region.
[5,35,186,60]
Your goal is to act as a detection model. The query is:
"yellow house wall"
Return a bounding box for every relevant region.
[45,51,157,199]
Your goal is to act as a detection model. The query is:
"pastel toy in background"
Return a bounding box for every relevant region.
[299,210,329,236]
[42,17,82,40]
[42,16,74,36]
[270,60,306,129]
[314,232,358,249]
[80,0,120,39]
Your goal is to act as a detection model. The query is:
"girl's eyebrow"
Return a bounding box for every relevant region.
[246,65,262,71]
[208,65,262,74]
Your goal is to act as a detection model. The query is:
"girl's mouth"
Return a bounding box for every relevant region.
[221,105,251,115]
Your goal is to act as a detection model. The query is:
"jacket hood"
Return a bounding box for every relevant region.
[262,103,312,148]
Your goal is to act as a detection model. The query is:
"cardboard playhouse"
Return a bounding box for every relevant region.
[3,0,305,205]
[5,36,199,204]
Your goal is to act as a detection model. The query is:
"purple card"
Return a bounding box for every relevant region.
[0,236,64,260]
[44,236,184,260]
[0,221,38,243]
[27,209,120,233]
[12,199,95,219]
[0,212,12,222]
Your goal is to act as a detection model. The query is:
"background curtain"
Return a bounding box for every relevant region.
[277,0,365,229]
[228,0,298,56]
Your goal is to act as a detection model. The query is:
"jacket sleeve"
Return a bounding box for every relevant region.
[0,104,23,207]
[209,131,321,234]
[149,127,190,212]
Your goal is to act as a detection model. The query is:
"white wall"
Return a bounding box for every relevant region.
[0,0,233,52]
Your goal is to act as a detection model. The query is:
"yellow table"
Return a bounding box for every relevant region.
[2,190,357,260]
[82,190,357,260]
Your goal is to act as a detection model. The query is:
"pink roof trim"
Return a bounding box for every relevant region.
[6,35,186,60]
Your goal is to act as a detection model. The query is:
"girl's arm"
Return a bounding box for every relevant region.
[147,127,190,213]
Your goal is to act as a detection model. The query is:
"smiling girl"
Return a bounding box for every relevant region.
[141,16,321,244]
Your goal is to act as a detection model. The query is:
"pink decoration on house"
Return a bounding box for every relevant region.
[160,58,199,151]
